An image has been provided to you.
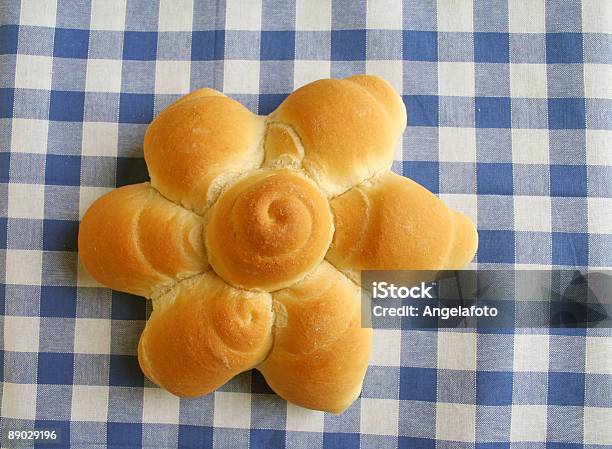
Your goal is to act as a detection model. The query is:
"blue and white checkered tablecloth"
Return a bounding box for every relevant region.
[1,0,611,448]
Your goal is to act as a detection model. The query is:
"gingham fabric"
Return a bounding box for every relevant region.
[1,0,611,448]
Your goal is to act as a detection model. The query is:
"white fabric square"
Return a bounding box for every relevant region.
[225,0,262,30]
[510,405,547,441]
[155,61,192,95]
[366,0,402,29]
[512,129,549,164]
[510,64,548,98]
[82,122,119,157]
[370,329,401,366]
[587,130,612,166]
[5,250,42,285]
[439,194,477,224]
[4,316,40,352]
[15,55,53,90]
[439,127,476,162]
[436,403,475,442]
[296,0,331,31]
[584,407,612,444]
[20,0,57,27]
[585,337,612,374]
[143,388,181,424]
[2,383,37,419]
[213,392,251,428]
[74,318,111,354]
[8,183,45,219]
[437,332,477,371]
[286,402,325,432]
[90,0,126,30]
[588,198,612,235]
[514,196,552,232]
[437,0,473,32]
[584,64,612,99]
[366,60,403,93]
[582,0,612,34]
[158,0,194,31]
[71,386,109,421]
[11,118,49,154]
[439,62,475,97]
[224,60,260,94]
[509,0,545,33]
[294,60,331,89]
[86,59,123,93]
[360,398,399,435]
[513,334,550,372]
[79,186,112,220]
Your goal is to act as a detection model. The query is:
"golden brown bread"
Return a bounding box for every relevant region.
[326,171,479,283]
[78,75,478,413]
[138,271,273,397]
[78,182,208,298]
[206,169,334,291]
[258,262,372,413]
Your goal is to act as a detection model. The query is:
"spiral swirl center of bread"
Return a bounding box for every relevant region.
[206,169,334,291]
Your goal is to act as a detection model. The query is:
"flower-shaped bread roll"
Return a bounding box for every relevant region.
[78,75,478,413]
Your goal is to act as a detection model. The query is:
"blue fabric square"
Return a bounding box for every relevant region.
[258,94,288,115]
[476,372,513,405]
[477,163,513,195]
[398,437,435,449]
[0,152,9,182]
[331,30,366,61]
[53,28,89,59]
[111,291,147,319]
[42,219,79,252]
[552,232,588,267]
[34,420,70,448]
[403,161,439,193]
[0,25,18,55]
[119,93,154,124]
[178,425,213,449]
[403,31,438,61]
[40,286,77,318]
[548,98,585,130]
[250,429,286,449]
[109,355,144,387]
[550,165,587,197]
[0,88,14,118]
[475,33,510,63]
[45,155,81,186]
[546,33,583,63]
[475,97,511,129]
[399,367,437,401]
[323,432,360,449]
[107,422,142,447]
[261,31,295,60]
[548,372,585,405]
[478,230,515,263]
[0,217,7,250]
[123,31,157,60]
[49,91,85,122]
[116,157,149,187]
[37,352,74,385]
[404,95,438,127]
[191,30,225,60]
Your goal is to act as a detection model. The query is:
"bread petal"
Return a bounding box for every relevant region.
[326,172,478,283]
[144,88,266,214]
[138,271,274,397]
[257,262,372,413]
[78,183,208,297]
[269,75,406,196]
